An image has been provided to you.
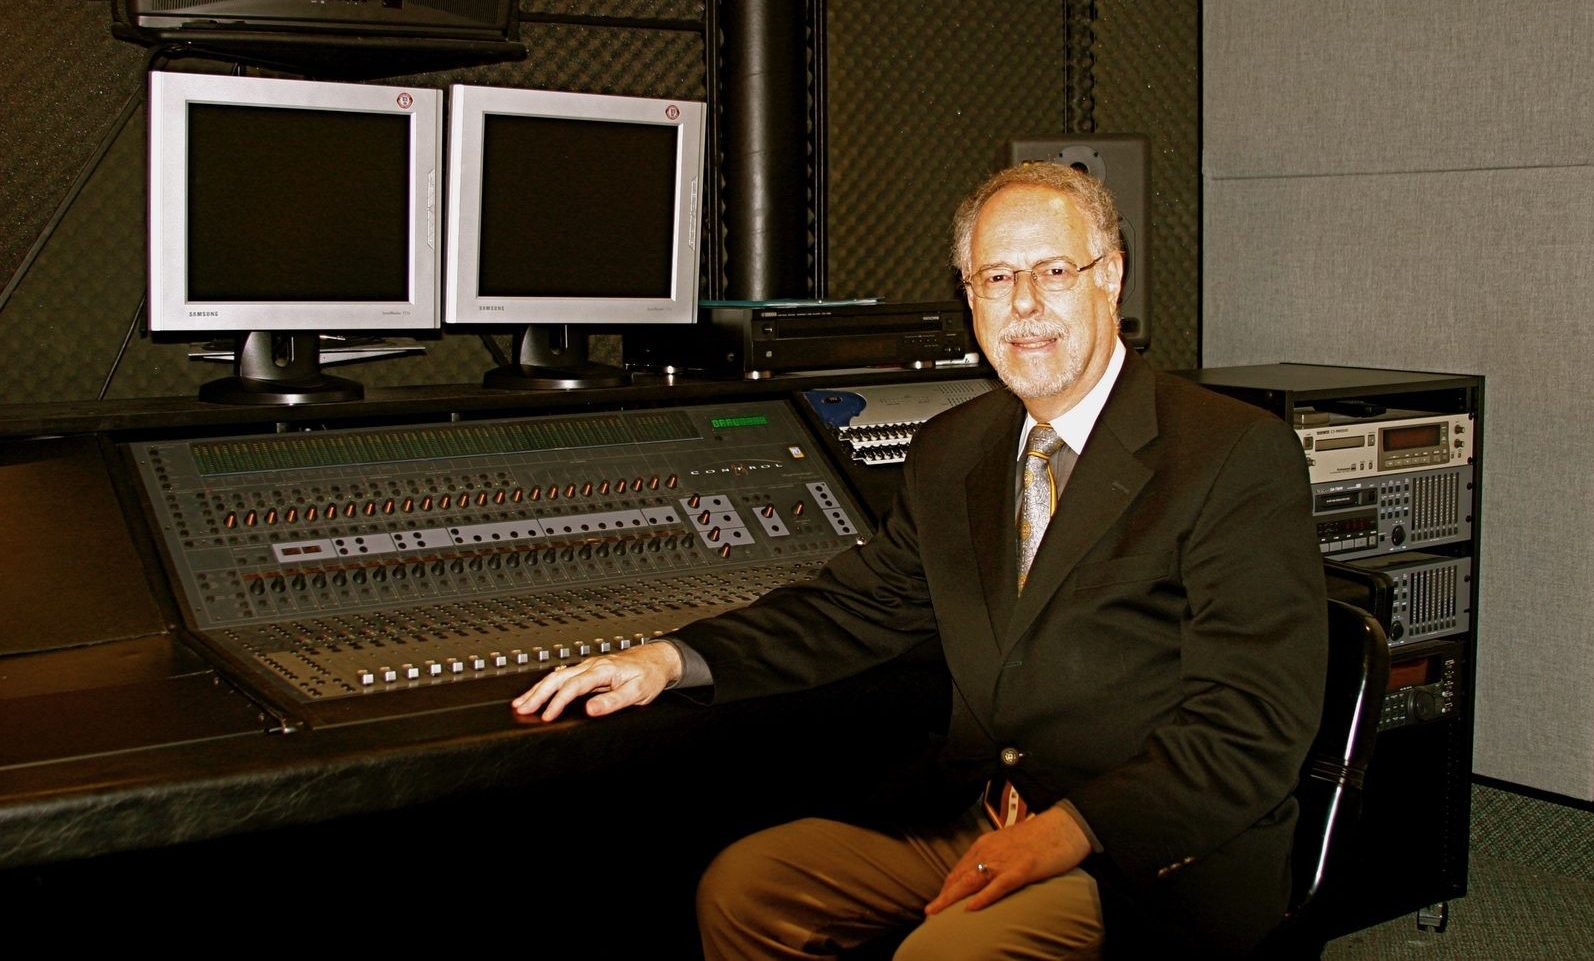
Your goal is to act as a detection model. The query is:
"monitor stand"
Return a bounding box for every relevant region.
[484,324,631,391]
[199,331,364,406]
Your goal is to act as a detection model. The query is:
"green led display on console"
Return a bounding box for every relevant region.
[710,415,770,429]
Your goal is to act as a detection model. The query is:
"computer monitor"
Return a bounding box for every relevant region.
[147,71,442,405]
[445,84,706,390]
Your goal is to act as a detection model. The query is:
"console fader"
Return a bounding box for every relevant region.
[128,400,870,726]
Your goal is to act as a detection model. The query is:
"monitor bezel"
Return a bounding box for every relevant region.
[147,70,442,334]
[444,83,705,329]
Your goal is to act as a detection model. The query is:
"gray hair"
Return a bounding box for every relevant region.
[949,162,1123,276]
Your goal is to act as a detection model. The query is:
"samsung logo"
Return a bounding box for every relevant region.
[188,310,220,317]
[480,305,505,312]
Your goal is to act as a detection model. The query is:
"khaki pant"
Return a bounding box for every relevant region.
[697,807,1103,960]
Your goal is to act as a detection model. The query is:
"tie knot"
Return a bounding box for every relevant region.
[1025,423,1065,459]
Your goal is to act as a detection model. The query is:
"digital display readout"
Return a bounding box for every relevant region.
[1315,435,1368,452]
[1382,423,1444,451]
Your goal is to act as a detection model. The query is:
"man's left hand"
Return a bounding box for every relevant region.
[924,805,1094,914]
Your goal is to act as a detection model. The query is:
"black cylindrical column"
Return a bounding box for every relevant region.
[715,0,814,300]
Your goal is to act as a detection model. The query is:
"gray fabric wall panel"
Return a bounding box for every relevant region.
[1204,1,1593,179]
[1203,1,1594,800]
[1206,168,1594,800]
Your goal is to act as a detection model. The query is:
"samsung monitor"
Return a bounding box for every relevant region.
[147,71,442,404]
[445,84,706,390]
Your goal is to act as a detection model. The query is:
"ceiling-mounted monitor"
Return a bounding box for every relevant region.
[117,0,515,40]
[445,84,706,390]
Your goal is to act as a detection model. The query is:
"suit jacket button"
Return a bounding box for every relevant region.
[1000,747,1023,766]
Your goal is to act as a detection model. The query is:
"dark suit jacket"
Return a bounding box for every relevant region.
[674,348,1328,954]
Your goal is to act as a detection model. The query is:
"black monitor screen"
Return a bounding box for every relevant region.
[186,104,412,302]
[477,114,678,299]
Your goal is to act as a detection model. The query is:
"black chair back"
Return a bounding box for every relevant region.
[1253,597,1392,958]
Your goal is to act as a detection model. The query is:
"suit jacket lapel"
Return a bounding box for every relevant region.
[1003,349,1159,653]
[967,397,1025,649]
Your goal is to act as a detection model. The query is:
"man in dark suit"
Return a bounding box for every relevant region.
[513,162,1327,959]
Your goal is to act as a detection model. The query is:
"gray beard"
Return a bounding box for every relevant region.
[988,320,1085,399]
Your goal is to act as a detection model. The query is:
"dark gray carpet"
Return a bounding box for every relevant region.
[1325,783,1594,960]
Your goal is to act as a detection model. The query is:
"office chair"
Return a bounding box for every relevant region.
[1249,596,1392,959]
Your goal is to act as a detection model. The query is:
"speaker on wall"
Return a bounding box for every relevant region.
[1005,135,1150,351]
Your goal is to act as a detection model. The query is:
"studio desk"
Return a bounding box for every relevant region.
[0,369,978,932]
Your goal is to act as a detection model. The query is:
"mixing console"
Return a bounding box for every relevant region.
[127,400,870,725]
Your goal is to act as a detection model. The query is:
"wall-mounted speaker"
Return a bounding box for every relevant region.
[1005,135,1150,351]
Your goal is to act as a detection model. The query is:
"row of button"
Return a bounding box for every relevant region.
[246,535,704,595]
[222,475,683,529]
[354,633,658,686]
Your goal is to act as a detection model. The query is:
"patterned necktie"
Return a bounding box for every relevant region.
[1016,422,1072,592]
[988,423,1075,830]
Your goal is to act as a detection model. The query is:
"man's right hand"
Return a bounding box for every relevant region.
[510,641,684,722]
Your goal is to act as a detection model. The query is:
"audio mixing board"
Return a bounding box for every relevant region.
[127,400,870,727]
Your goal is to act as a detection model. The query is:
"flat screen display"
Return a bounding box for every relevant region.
[186,104,412,302]
[478,114,678,300]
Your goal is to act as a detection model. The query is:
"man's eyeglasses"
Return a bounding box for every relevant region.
[964,255,1106,300]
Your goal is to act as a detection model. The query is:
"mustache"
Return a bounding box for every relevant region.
[998,319,1071,344]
